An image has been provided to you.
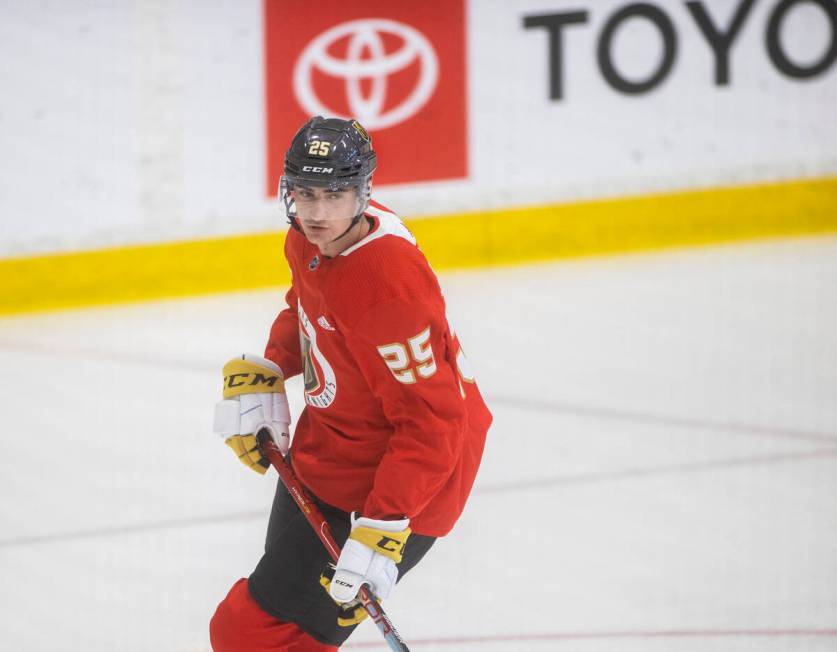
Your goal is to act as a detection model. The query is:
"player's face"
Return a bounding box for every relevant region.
[293,185,360,249]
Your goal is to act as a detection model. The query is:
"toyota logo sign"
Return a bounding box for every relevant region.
[264,0,467,192]
[294,19,439,131]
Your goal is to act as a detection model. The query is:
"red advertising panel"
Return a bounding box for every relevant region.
[264,0,467,195]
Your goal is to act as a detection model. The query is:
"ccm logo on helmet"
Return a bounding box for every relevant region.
[302,165,334,173]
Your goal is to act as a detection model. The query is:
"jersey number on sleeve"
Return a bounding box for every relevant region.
[376,326,437,384]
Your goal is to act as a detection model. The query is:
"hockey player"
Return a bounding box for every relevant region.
[210,116,492,651]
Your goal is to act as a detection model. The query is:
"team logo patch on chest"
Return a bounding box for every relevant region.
[308,255,320,271]
[298,302,337,408]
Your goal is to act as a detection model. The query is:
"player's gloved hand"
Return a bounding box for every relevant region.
[212,354,290,474]
[319,566,369,627]
[328,513,411,604]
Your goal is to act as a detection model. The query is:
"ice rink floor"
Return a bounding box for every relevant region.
[1,235,836,651]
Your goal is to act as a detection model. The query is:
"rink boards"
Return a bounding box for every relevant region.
[1,175,836,315]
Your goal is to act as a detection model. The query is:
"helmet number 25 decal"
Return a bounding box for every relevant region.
[376,326,437,384]
[307,141,331,157]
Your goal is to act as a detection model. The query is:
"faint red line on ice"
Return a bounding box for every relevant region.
[344,628,837,648]
[486,394,837,444]
[476,448,837,494]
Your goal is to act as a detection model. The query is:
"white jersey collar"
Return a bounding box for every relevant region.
[339,204,416,256]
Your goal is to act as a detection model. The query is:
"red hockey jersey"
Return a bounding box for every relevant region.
[264,202,491,537]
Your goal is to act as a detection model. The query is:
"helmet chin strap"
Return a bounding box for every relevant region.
[326,191,369,244]
[327,212,366,244]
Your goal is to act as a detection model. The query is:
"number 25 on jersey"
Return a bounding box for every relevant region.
[376,326,437,384]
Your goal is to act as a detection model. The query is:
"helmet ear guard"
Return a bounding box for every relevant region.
[279,176,298,229]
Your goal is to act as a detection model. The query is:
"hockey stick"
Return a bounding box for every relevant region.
[258,434,411,652]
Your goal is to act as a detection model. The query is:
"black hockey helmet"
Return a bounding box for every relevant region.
[280,116,377,233]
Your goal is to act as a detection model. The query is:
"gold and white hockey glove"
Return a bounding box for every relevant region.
[319,566,369,627]
[328,513,411,604]
[212,354,290,474]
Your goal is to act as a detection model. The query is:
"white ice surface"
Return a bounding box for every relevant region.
[1,236,836,651]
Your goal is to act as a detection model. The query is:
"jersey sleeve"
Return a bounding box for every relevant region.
[264,283,302,379]
[344,295,469,522]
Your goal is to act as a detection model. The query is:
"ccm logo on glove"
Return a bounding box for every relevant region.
[376,536,404,555]
[225,372,281,390]
[222,358,284,396]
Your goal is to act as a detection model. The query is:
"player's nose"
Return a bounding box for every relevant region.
[306,200,327,222]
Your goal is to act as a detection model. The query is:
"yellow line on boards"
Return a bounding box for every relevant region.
[0,231,289,315]
[1,176,835,315]
[410,176,837,269]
